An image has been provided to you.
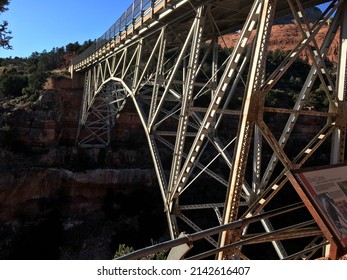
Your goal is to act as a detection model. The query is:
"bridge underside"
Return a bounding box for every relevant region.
[74,0,347,259]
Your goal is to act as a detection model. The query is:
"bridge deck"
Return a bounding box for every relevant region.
[72,0,328,71]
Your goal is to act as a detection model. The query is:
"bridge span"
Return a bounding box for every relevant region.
[71,0,347,259]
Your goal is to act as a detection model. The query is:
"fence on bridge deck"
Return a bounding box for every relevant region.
[72,0,174,67]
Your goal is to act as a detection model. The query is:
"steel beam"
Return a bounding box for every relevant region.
[218,0,277,259]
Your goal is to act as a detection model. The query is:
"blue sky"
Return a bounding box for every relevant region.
[0,0,133,58]
[0,0,330,58]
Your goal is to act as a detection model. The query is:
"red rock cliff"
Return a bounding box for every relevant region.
[219,23,340,63]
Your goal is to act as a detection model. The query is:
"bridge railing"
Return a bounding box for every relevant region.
[72,0,173,68]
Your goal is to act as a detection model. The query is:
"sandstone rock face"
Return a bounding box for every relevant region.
[0,168,157,222]
[219,24,339,64]
[0,76,147,167]
[0,167,164,260]
[0,77,163,259]
[1,86,82,148]
[12,91,64,147]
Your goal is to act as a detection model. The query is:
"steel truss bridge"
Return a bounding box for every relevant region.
[71,0,347,259]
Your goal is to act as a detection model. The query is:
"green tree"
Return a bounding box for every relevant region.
[0,0,12,49]
[22,68,48,96]
[306,86,329,109]
[0,69,28,97]
[113,244,135,259]
[77,40,94,54]
[66,42,81,54]
[21,51,51,96]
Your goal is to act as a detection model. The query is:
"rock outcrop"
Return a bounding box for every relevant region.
[219,23,340,64]
[0,76,163,260]
[0,167,164,260]
[0,168,157,223]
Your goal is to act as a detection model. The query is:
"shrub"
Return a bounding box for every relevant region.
[113,244,134,258]
[0,72,28,98]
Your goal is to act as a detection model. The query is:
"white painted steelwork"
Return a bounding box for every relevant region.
[72,0,347,259]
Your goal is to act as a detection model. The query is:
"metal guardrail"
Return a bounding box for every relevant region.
[72,0,173,67]
[116,202,307,260]
[71,0,329,68]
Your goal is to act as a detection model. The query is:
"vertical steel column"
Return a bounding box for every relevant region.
[252,122,262,196]
[168,7,205,203]
[218,0,277,260]
[149,28,167,124]
[211,35,219,99]
[75,71,90,145]
[132,40,143,92]
[332,2,347,164]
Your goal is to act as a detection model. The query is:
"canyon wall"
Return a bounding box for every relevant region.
[219,23,340,64]
[0,76,164,259]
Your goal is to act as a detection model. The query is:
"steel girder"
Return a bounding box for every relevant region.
[74,0,347,259]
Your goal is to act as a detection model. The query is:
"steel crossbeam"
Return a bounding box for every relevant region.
[72,0,347,260]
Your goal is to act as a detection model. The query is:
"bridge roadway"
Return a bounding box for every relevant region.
[72,0,327,70]
[71,0,347,260]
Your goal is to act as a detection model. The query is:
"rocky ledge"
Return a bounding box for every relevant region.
[0,167,166,260]
[0,167,158,222]
[0,76,166,260]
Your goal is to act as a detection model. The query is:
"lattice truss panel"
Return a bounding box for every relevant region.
[75,0,347,259]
